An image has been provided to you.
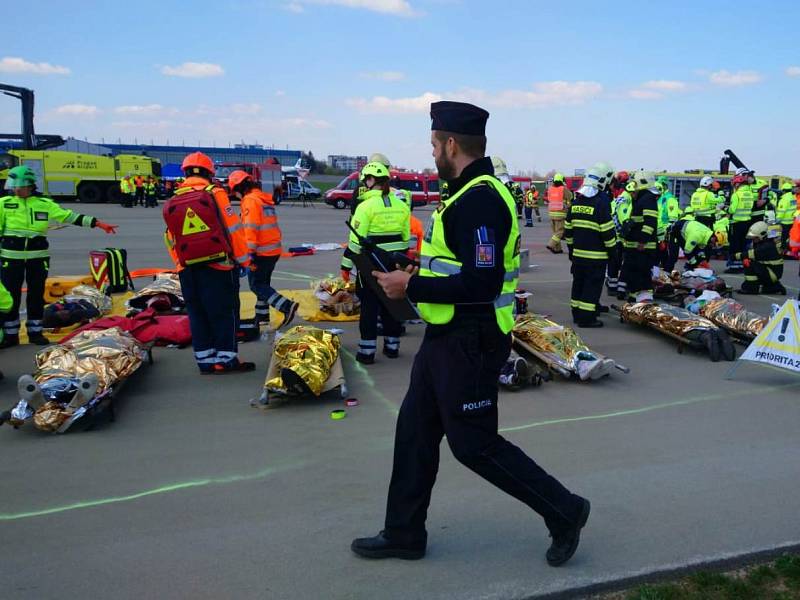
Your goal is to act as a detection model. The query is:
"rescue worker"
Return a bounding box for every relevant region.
[165,152,255,373]
[0,166,117,347]
[726,174,755,273]
[545,173,573,253]
[690,176,717,230]
[0,280,13,380]
[609,180,634,297]
[655,178,681,268]
[120,175,133,207]
[734,221,786,295]
[610,170,629,198]
[228,170,299,329]
[564,163,617,327]
[664,217,724,272]
[523,184,540,227]
[134,173,145,206]
[145,176,158,207]
[749,176,768,227]
[347,161,410,363]
[353,100,590,567]
[491,157,523,219]
[776,182,797,249]
[620,170,659,302]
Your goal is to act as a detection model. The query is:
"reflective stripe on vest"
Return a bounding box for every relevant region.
[732,188,755,221]
[417,174,520,334]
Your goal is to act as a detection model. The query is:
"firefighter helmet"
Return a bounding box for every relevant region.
[746,221,769,240]
[632,169,655,190]
[700,176,714,188]
[781,182,793,191]
[360,161,390,180]
[491,156,509,178]
[228,170,253,190]
[553,172,565,183]
[368,153,391,168]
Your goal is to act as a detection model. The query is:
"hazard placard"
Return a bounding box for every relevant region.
[182,208,210,235]
[738,299,800,374]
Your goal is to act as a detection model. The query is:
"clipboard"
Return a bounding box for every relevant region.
[350,251,420,322]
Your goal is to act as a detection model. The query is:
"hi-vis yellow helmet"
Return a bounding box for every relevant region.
[360,161,390,180]
[553,172,565,183]
[713,230,728,247]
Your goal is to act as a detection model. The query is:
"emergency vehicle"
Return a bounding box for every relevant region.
[324,170,430,209]
[214,161,283,202]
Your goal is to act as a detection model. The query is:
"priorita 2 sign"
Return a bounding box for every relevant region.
[737,299,800,374]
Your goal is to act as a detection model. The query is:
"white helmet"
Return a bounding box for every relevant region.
[593,161,615,183]
[632,169,655,190]
[369,153,391,168]
[491,156,509,178]
[699,176,714,188]
[584,166,608,191]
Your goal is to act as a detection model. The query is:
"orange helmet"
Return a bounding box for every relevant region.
[228,170,252,190]
[181,151,214,175]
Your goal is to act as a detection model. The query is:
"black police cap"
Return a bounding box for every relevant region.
[430,101,489,136]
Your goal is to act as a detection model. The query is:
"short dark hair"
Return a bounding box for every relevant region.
[434,130,486,159]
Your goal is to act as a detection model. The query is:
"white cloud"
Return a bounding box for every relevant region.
[160,62,224,78]
[641,80,687,91]
[0,56,70,75]
[275,90,286,97]
[294,0,418,16]
[360,71,406,81]
[114,104,173,115]
[628,90,662,101]
[54,104,99,116]
[231,103,263,115]
[284,2,305,12]
[347,92,443,113]
[347,81,603,113]
[709,70,762,86]
[786,66,800,77]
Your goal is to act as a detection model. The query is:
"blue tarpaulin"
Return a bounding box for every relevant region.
[161,163,182,179]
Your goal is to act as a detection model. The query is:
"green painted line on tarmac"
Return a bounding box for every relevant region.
[274,270,316,281]
[499,380,800,434]
[0,462,305,522]
[341,348,399,416]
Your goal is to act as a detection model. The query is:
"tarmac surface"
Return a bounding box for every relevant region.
[1,200,799,599]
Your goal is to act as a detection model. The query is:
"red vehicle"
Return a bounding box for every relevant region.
[325,170,429,209]
[215,161,283,202]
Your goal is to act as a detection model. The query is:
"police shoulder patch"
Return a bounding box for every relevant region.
[476,243,494,267]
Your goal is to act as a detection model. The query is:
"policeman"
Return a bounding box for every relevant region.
[565,163,617,328]
[734,222,786,295]
[620,170,659,302]
[726,174,755,273]
[352,101,589,566]
[228,170,299,329]
[609,179,633,298]
[690,176,718,230]
[165,152,255,373]
[0,166,117,347]
[545,173,573,253]
[347,161,410,363]
[776,182,796,249]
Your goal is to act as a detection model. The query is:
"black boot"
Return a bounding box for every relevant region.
[0,334,19,349]
[27,332,50,346]
[351,531,426,560]
[547,497,591,567]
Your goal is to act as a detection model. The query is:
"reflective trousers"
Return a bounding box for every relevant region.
[570,262,606,324]
[0,257,49,336]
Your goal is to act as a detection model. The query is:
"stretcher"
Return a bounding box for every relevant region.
[511,314,630,381]
[250,326,348,408]
[613,302,737,362]
[0,328,153,433]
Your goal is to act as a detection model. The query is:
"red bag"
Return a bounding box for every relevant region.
[60,309,192,347]
[163,187,232,267]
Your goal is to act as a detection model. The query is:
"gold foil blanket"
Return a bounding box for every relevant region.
[265,326,341,396]
[699,298,767,339]
[621,302,716,336]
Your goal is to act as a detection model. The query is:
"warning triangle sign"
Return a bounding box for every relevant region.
[182,208,210,235]
[738,299,800,374]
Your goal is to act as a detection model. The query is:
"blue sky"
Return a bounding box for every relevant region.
[2,0,799,176]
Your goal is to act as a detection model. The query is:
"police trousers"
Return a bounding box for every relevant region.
[384,322,583,542]
[570,262,606,324]
[1,257,49,335]
[178,266,238,370]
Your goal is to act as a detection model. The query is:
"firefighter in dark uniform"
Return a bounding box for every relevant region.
[564,164,617,328]
[620,170,660,302]
[351,101,590,567]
